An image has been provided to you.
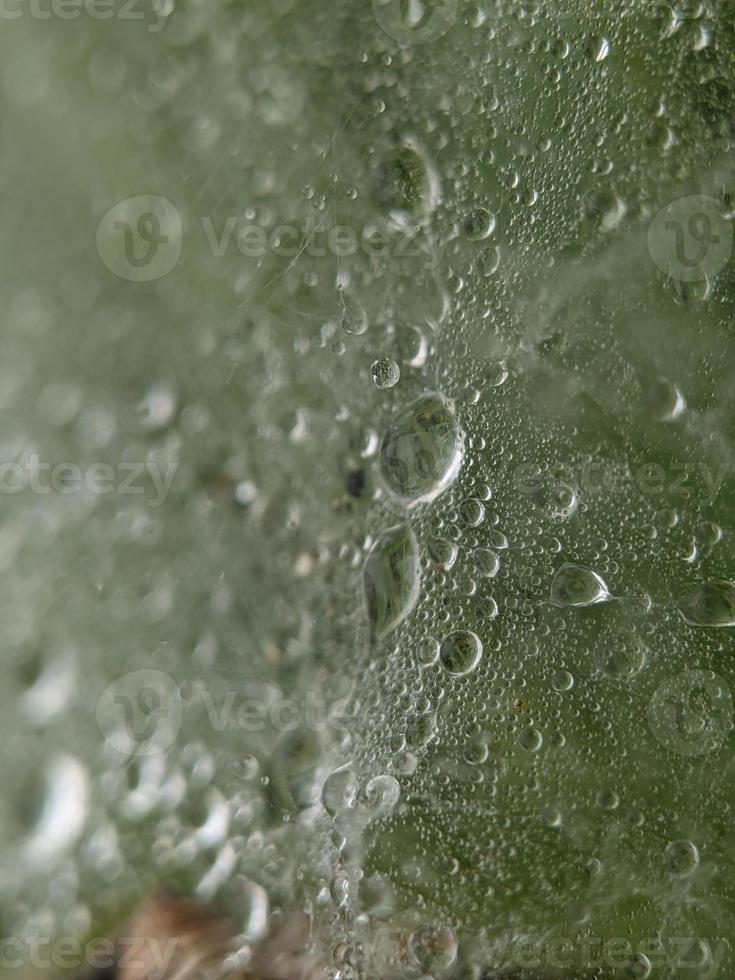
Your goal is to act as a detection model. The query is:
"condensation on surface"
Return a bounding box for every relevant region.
[0,0,734,978]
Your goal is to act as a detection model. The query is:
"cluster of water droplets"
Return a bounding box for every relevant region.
[1,0,734,976]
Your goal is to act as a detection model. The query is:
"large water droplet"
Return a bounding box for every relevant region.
[409,924,458,975]
[371,357,400,390]
[360,774,400,813]
[551,564,610,607]
[439,629,483,676]
[363,523,421,637]
[322,764,358,817]
[379,393,463,506]
[678,580,735,627]
[376,139,438,219]
[665,839,700,876]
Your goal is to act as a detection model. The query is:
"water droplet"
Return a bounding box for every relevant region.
[459,497,484,526]
[341,304,368,335]
[589,35,610,61]
[464,207,496,241]
[371,358,400,389]
[678,581,735,627]
[518,728,543,752]
[379,393,463,506]
[463,734,489,764]
[439,630,483,676]
[322,764,358,816]
[552,669,575,692]
[136,383,177,431]
[646,377,686,421]
[427,536,458,569]
[664,839,700,876]
[550,564,610,607]
[474,547,500,577]
[474,596,498,622]
[376,140,438,219]
[416,636,440,667]
[364,523,421,638]
[624,953,652,979]
[594,632,647,680]
[584,188,626,231]
[596,788,620,810]
[360,774,400,813]
[406,711,437,748]
[270,728,323,811]
[409,924,458,975]
[239,879,269,943]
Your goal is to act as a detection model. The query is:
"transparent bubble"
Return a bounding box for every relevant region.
[678,580,735,627]
[379,393,463,506]
[371,358,401,389]
[439,630,483,676]
[664,839,700,876]
[360,774,401,813]
[322,764,358,817]
[464,207,496,241]
[550,564,610,607]
[409,924,458,975]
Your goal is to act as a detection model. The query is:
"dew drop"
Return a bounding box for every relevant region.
[664,839,700,876]
[464,207,496,241]
[439,630,483,676]
[360,774,400,813]
[379,392,463,506]
[322,764,358,817]
[363,523,421,638]
[678,580,735,627]
[371,358,400,390]
[474,547,500,578]
[409,924,458,975]
[550,564,610,607]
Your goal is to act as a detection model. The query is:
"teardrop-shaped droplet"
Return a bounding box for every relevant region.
[379,393,463,506]
[322,764,358,817]
[364,523,421,637]
[678,580,735,627]
[550,564,610,608]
